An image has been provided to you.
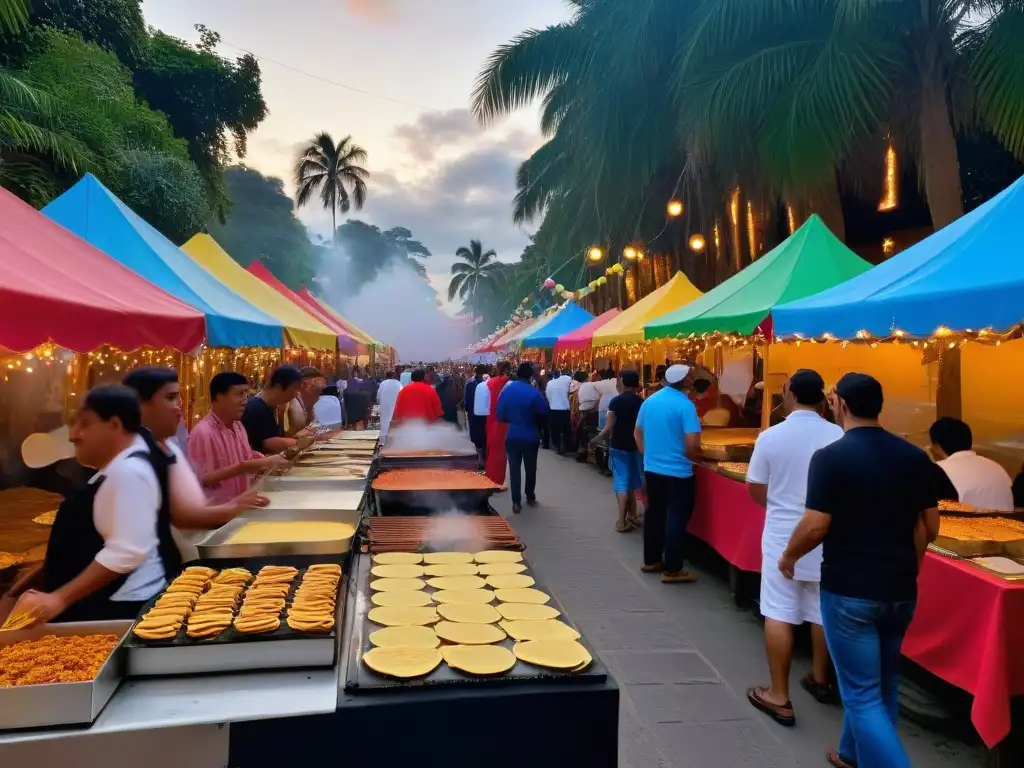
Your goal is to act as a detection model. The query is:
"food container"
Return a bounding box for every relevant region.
[196,509,361,559]
[259,476,370,493]
[967,556,1024,581]
[364,515,523,553]
[261,488,366,513]
[935,516,1024,558]
[699,428,759,462]
[0,619,131,730]
[371,469,502,516]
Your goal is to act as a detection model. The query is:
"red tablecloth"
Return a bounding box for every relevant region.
[690,465,1024,747]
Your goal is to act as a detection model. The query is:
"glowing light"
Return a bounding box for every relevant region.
[667,199,684,217]
[882,237,895,255]
[587,246,605,263]
[878,146,898,212]
[746,202,758,258]
[787,206,797,235]
[623,245,638,261]
[689,234,706,252]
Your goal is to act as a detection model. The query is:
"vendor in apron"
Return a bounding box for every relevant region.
[7,385,179,624]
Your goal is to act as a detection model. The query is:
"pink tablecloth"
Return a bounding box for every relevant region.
[690,465,1024,747]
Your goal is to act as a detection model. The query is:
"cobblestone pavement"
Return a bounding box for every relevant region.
[490,449,986,767]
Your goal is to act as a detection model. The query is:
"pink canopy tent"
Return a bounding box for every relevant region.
[478,318,536,353]
[554,308,620,352]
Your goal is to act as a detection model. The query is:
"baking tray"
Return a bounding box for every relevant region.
[196,509,362,559]
[379,454,480,471]
[343,552,607,693]
[262,487,367,513]
[363,515,523,553]
[260,476,370,493]
[124,559,345,677]
[932,534,1005,558]
[0,619,131,730]
[965,556,1024,581]
[373,488,497,516]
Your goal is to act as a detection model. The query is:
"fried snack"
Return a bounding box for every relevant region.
[233,615,280,634]
[939,517,1024,542]
[1,609,39,632]
[500,620,580,642]
[183,566,217,578]
[475,562,527,576]
[441,644,516,676]
[212,567,252,586]
[433,621,506,645]
[368,625,440,648]
[432,589,496,605]
[435,603,502,624]
[371,468,501,492]
[371,590,434,608]
[511,639,592,670]
[494,603,560,621]
[485,574,536,590]
[286,615,335,632]
[132,624,179,641]
[362,646,442,678]
[0,634,119,686]
[473,550,523,564]
[0,552,25,570]
[493,588,550,605]
[307,563,343,575]
[371,552,423,565]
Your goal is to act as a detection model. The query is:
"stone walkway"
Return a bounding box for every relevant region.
[489,449,986,767]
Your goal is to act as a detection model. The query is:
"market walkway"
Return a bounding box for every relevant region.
[489,450,986,767]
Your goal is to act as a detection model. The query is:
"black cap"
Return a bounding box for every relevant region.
[835,372,883,419]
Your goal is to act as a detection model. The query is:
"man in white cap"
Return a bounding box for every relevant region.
[633,363,702,583]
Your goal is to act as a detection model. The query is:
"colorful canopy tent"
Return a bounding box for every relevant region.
[592,272,703,347]
[295,288,380,348]
[0,187,205,352]
[181,235,337,350]
[774,174,1024,339]
[43,174,282,349]
[555,309,621,352]
[480,318,538,352]
[645,216,872,339]
[523,303,595,349]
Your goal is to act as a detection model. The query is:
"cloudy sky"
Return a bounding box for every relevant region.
[141,0,572,313]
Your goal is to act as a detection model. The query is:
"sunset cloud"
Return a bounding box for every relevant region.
[345,0,398,21]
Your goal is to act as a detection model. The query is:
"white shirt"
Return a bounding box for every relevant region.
[546,375,570,411]
[746,410,844,582]
[377,379,402,438]
[313,395,343,426]
[92,435,166,601]
[165,440,207,563]
[595,379,619,412]
[473,382,491,417]
[578,382,600,412]
[938,451,1014,511]
[399,371,412,387]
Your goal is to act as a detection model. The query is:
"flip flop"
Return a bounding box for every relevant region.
[826,751,856,768]
[615,521,635,533]
[640,561,663,573]
[628,515,644,528]
[747,686,795,726]
[661,570,698,584]
[801,674,838,705]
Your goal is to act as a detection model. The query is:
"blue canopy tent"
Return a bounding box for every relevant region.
[44,174,283,348]
[522,302,595,348]
[774,174,1024,339]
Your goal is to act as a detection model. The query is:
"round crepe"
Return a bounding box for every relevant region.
[423,552,474,565]
[433,621,507,645]
[371,564,426,579]
[367,606,439,627]
[363,646,442,678]
[442,645,517,676]
[426,575,487,591]
[495,603,560,621]
[475,562,528,576]
[371,590,434,608]
[473,550,524,564]
[436,603,502,624]
[500,620,581,642]
[369,625,440,648]
[485,574,535,589]
[371,552,424,565]
[512,640,592,670]
[370,577,427,592]
[432,589,496,605]
[423,563,479,577]
[494,588,550,605]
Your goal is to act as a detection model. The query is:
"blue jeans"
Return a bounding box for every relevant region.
[820,590,916,768]
[506,440,539,507]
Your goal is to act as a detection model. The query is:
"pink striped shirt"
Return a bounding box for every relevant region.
[188,411,262,504]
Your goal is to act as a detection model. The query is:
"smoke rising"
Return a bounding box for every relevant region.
[383,421,477,455]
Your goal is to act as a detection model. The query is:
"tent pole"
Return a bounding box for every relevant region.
[760,339,772,431]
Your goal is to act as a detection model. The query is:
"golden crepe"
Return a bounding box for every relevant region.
[368,606,440,627]
[435,603,502,624]
[426,575,487,591]
[363,646,443,678]
[369,625,440,648]
[423,563,479,577]
[432,589,496,605]
[433,621,507,645]
[485,574,535,589]
[370,577,427,592]
[372,552,424,565]
[473,550,523,564]
[226,521,355,544]
[371,590,435,608]
[442,645,517,676]
[423,552,474,565]
[512,639,592,670]
[494,588,550,605]
[370,564,426,579]
[474,562,528,576]
[32,510,57,526]
[495,603,560,621]
[500,620,580,642]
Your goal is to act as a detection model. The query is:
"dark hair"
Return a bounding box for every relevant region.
[788,369,825,406]
[411,369,426,383]
[269,365,303,390]
[517,362,534,380]
[83,385,142,433]
[386,370,396,380]
[654,365,667,381]
[497,361,512,376]
[322,384,340,398]
[122,368,178,402]
[298,366,322,380]
[573,370,588,383]
[621,370,640,388]
[474,364,488,377]
[599,368,615,381]
[930,417,972,455]
[210,371,248,400]
[835,373,883,419]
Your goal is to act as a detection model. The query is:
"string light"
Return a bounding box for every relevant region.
[689,234,706,252]
[882,237,895,255]
[667,199,684,217]
[878,145,898,212]
[587,246,605,263]
[787,206,797,235]
[746,202,759,258]
[623,245,639,261]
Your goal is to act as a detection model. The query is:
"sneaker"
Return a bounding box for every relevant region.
[526,497,538,507]
[661,571,698,584]
[512,504,522,515]
[640,561,663,573]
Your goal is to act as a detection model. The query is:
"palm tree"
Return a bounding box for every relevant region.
[448,240,502,322]
[0,0,27,32]
[294,132,369,251]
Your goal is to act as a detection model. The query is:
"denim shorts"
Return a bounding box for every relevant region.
[609,448,643,492]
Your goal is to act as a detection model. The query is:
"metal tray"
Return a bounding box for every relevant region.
[932,534,1005,558]
[260,476,370,493]
[0,619,131,731]
[343,553,607,693]
[196,509,361,559]
[262,488,367,513]
[373,488,497,516]
[379,454,480,471]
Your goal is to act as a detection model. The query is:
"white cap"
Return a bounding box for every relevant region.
[665,364,691,385]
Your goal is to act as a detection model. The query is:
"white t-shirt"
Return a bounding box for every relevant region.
[165,440,208,563]
[313,395,343,426]
[746,410,844,582]
[595,379,619,412]
[938,451,1015,511]
[399,371,412,387]
[546,375,571,411]
[377,379,402,438]
[473,382,492,417]
[578,382,600,412]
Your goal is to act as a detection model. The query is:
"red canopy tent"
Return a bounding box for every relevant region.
[0,187,205,352]
[294,287,379,349]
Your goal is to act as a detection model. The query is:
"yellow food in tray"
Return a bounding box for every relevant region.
[226,521,356,545]
[939,518,1024,542]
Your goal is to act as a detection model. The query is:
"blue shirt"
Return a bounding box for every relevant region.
[496,379,549,444]
[635,387,702,478]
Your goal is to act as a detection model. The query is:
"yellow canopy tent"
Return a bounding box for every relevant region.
[592,272,703,346]
[181,234,337,350]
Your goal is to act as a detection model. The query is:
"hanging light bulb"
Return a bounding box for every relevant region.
[623,245,638,261]
[587,246,605,263]
[689,234,706,252]
[667,199,684,217]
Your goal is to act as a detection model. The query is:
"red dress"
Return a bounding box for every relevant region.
[391,382,443,423]
[484,375,509,484]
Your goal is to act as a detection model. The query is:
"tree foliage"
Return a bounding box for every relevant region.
[448,240,502,321]
[333,220,432,295]
[294,132,369,243]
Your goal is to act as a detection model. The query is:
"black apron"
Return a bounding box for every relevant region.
[43,445,181,623]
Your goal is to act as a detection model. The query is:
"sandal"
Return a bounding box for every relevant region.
[615,521,635,533]
[801,674,839,705]
[826,751,856,768]
[640,561,663,573]
[628,515,644,528]
[661,570,699,584]
[746,686,795,727]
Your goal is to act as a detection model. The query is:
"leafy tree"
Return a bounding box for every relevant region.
[0,0,26,33]
[447,239,502,322]
[294,132,369,249]
[116,149,209,243]
[332,220,431,294]
[30,0,146,67]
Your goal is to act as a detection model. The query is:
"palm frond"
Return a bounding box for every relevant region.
[971,7,1024,159]
[0,0,27,33]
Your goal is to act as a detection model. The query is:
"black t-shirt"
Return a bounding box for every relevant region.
[241,396,282,452]
[806,426,942,602]
[608,392,643,451]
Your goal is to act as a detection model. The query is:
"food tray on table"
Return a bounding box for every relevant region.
[196,509,361,560]
[364,515,523,553]
[0,619,131,730]
[343,552,606,693]
[699,428,758,462]
[262,488,367,513]
[934,516,1024,558]
[965,555,1024,581]
[701,461,749,481]
[259,475,371,493]
[124,559,345,677]
[372,468,503,515]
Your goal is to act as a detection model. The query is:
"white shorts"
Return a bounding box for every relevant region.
[760,566,822,626]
